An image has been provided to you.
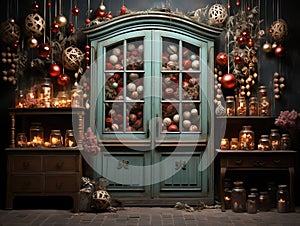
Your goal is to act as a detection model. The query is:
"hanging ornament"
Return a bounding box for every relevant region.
[55,14,68,27]
[57,73,70,86]
[24,13,45,37]
[99,2,106,12]
[0,19,21,45]
[207,4,228,25]
[216,52,228,66]
[96,9,106,18]
[274,45,284,57]
[247,38,254,47]
[234,55,242,64]
[262,41,272,53]
[32,1,39,12]
[69,23,74,33]
[51,21,60,33]
[269,19,288,43]
[106,12,113,20]
[62,46,84,70]
[237,36,247,46]
[49,63,61,77]
[27,36,38,48]
[72,6,80,16]
[37,43,51,58]
[221,73,236,89]
[235,0,240,6]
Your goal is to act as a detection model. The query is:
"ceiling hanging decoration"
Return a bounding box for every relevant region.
[220,0,265,98]
[207,3,228,26]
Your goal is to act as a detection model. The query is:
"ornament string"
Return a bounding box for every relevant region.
[227,0,230,75]
[49,1,53,63]
[43,0,46,43]
[87,0,90,18]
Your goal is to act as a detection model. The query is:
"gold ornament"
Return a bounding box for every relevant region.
[55,14,68,27]
[262,42,272,53]
[269,19,288,42]
[27,36,38,48]
[25,13,45,37]
[0,19,21,44]
[62,46,84,70]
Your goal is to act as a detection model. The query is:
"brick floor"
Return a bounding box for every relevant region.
[1,207,300,225]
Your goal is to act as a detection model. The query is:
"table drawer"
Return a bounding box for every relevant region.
[226,157,293,168]
[45,174,79,192]
[44,155,78,172]
[11,174,44,192]
[10,155,42,172]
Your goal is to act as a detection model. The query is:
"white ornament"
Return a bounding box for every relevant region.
[163,117,172,126]
[192,60,200,69]
[109,55,118,65]
[127,43,136,51]
[183,120,192,129]
[167,45,177,54]
[215,104,226,116]
[169,54,178,62]
[173,114,180,123]
[112,48,121,56]
[183,111,191,119]
[208,4,228,25]
[190,108,198,116]
[127,83,136,92]
[136,85,143,93]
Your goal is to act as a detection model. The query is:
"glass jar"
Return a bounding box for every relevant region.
[270,129,281,150]
[49,129,63,147]
[258,191,270,211]
[16,133,27,147]
[15,90,27,108]
[38,77,53,108]
[30,122,44,147]
[281,133,291,150]
[225,96,235,116]
[56,90,70,107]
[277,184,290,213]
[224,179,232,209]
[258,85,268,99]
[231,181,246,212]
[236,96,247,116]
[258,134,271,150]
[250,187,259,207]
[230,138,239,150]
[247,194,257,214]
[259,96,271,116]
[65,129,77,147]
[248,97,259,116]
[71,85,83,107]
[239,125,255,150]
[267,181,277,208]
[220,138,229,150]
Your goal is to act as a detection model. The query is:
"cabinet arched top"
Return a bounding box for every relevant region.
[82,11,223,41]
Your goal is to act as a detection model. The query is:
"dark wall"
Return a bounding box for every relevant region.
[1,0,300,208]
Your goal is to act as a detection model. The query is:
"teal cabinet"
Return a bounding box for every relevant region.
[83,12,222,205]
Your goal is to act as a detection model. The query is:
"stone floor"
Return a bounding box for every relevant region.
[1,207,300,226]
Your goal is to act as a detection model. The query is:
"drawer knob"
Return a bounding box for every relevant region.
[56,161,64,169]
[254,161,265,167]
[235,160,242,165]
[23,161,30,170]
[273,159,281,164]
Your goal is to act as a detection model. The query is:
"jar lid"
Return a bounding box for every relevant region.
[249,96,258,100]
[51,129,61,133]
[233,181,243,186]
[260,134,269,138]
[282,134,289,137]
[278,184,287,189]
[248,194,256,198]
[231,138,239,141]
[226,96,234,100]
[250,187,258,192]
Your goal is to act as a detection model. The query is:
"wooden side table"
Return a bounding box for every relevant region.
[216,149,296,212]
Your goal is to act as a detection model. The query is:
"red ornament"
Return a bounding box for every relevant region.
[221,73,236,89]
[96,9,106,18]
[236,0,240,6]
[248,38,254,47]
[274,45,284,57]
[57,73,70,86]
[247,6,251,11]
[49,64,61,77]
[51,22,60,33]
[37,43,51,58]
[168,124,179,132]
[234,55,242,64]
[216,52,228,66]
[32,1,39,11]
[72,7,80,16]
[120,5,127,14]
[47,1,52,7]
[237,36,247,45]
[106,12,113,19]
[85,18,90,24]
[241,30,250,39]
[85,45,91,51]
